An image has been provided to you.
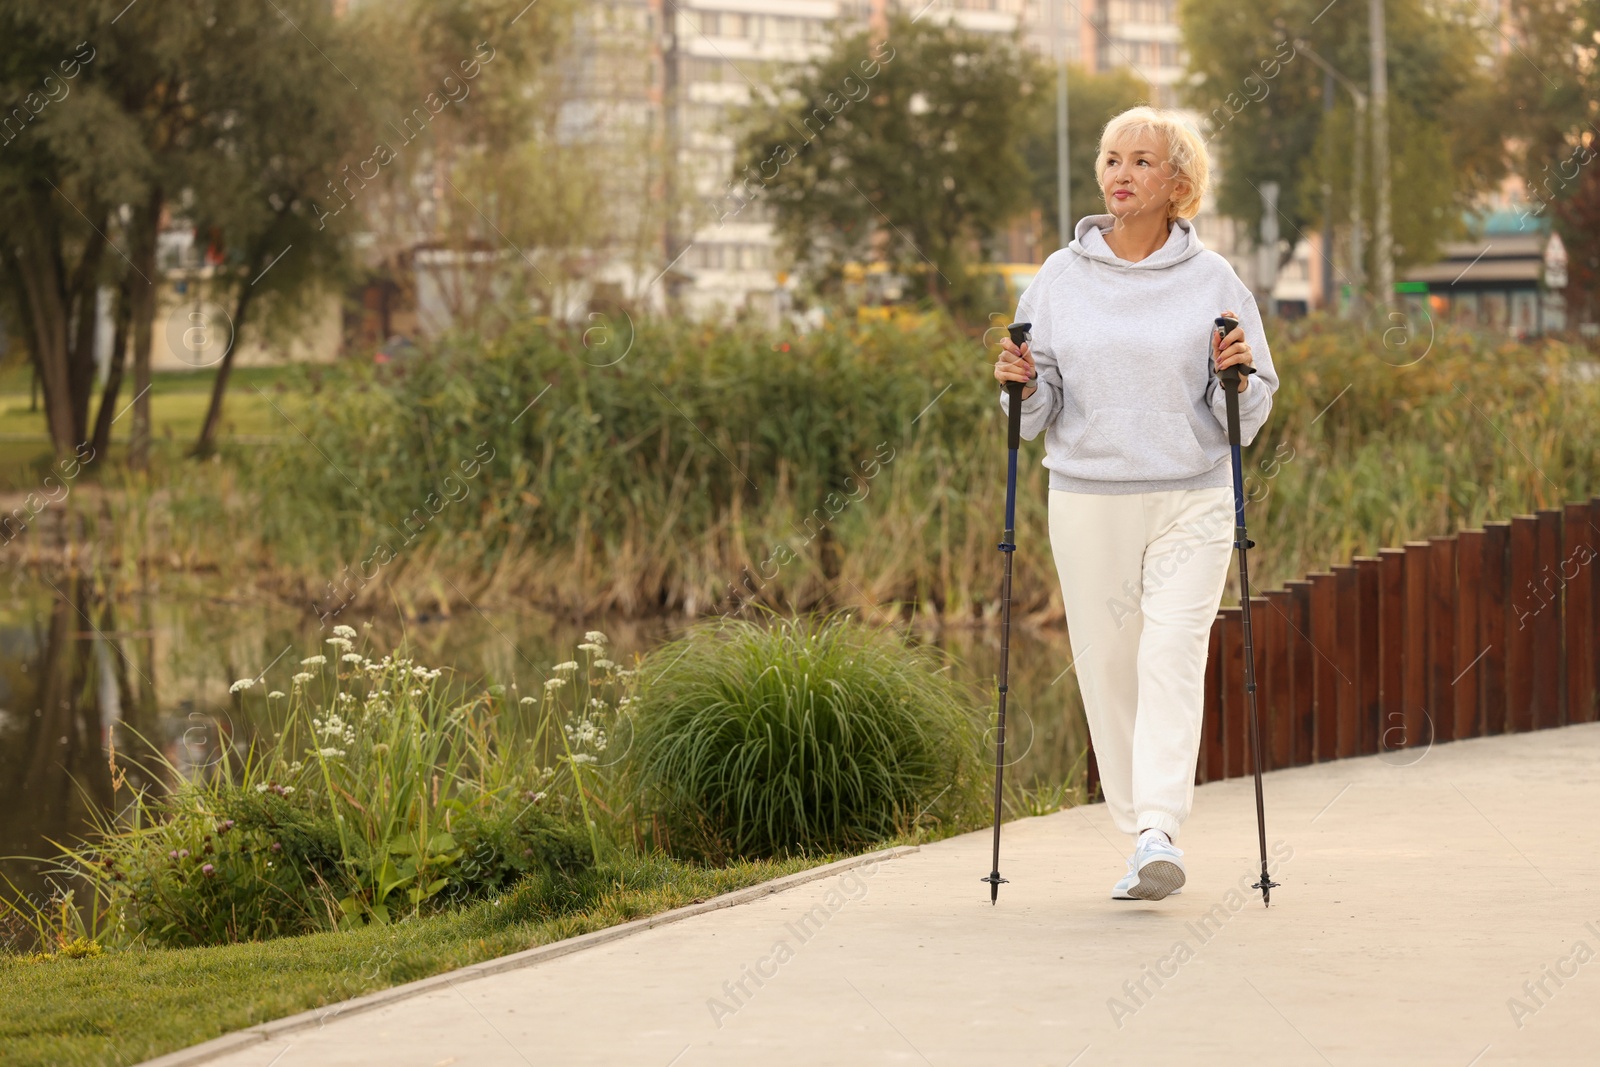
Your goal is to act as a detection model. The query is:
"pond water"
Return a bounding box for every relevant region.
[0,569,1087,916]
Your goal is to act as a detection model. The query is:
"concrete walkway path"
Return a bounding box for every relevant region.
[167,723,1600,1067]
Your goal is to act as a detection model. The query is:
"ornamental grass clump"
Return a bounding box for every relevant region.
[626,612,986,861]
[0,628,636,949]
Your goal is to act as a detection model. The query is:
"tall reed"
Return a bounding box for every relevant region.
[49,314,1600,621]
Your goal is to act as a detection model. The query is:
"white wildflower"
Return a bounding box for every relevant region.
[292,672,314,685]
[342,653,363,664]
[268,690,286,700]
[301,655,327,666]
[553,661,579,673]
[583,630,608,645]
[594,659,614,670]
[318,747,345,758]
[544,677,567,692]
[254,782,269,793]
[576,642,602,653]
[520,696,536,706]
[332,624,358,639]
[570,753,598,765]
[229,678,256,693]
[326,637,353,652]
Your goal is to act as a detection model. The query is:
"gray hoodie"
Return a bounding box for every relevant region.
[998,212,1278,495]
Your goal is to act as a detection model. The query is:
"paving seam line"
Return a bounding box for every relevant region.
[133,843,922,1067]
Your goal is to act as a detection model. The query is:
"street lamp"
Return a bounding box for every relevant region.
[1294,39,1366,321]
[1053,0,1070,248]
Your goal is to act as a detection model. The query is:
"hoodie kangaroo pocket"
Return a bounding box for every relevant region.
[1063,407,1212,481]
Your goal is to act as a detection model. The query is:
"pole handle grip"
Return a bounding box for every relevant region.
[1005,321,1031,451]
[1213,315,1254,447]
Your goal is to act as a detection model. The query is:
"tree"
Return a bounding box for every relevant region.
[151,1,384,456]
[1494,0,1600,324]
[0,0,576,461]
[736,13,1032,309]
[1555,163,1600,325]
[0,3,143,456]
[1019,62,1150,250]
[347,0,579,338]
[0,0,379,464]
[1179,0,1506,280]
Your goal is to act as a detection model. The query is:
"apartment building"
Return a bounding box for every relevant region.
[569,0,1260,321]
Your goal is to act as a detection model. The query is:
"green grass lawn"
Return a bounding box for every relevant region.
[0,850,854,1067]
[0,365,310,490]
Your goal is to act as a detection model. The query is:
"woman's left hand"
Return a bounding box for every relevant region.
[1212,308,1253,391]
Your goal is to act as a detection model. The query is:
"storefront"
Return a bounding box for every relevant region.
[1394,230,1567,338]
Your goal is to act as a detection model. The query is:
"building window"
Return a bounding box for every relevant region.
[1481,290,1509,330]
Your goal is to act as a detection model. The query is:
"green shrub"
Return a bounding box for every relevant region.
[626,612,985,861]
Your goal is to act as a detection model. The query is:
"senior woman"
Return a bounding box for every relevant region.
[993,105,1279,901]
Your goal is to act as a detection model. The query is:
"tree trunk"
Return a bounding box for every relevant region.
[91,279,133,458]
[128,186,163,471]
[10,220,78,455]
[67,227,107,444]
[194,272,256,456]
[7,186,110,454]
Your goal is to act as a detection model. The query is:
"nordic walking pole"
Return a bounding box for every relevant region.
[982,320,1030,904]
[1214,314,1279,907]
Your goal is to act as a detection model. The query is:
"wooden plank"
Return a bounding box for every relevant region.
[1564,502,1597,725]
[1309,571,1340,763]
[1480,522,1511,735]
[1427,536,1456,744]
[1202,617,1223,783]
[1587,502,1600,726]
[1263,589,1293,769]
[1377,549,1407,753]
[1332,564,1359,758]
[1402,541,1431,757]
[1453,530,1485,740]
[1286,580,1315,766]
[1354,557,1383,755]
[1534,509,1564,728]
[1507,516,1537,733]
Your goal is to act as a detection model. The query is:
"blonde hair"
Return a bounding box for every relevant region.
[1095,106,1210,220]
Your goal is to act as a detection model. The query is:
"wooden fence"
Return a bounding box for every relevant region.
[1083,498,1600,795]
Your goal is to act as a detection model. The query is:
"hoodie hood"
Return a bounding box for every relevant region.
[1068,212,1206,271]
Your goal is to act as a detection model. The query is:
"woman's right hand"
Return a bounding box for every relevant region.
[995,337,1037,400]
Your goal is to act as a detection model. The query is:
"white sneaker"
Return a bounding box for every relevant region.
[1123,832,1186,901]
[1111,854,1185,899]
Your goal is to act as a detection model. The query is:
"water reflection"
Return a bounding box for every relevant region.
[0,571,1087,927]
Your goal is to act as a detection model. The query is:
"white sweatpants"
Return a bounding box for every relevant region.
[1047,485,1235,844]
